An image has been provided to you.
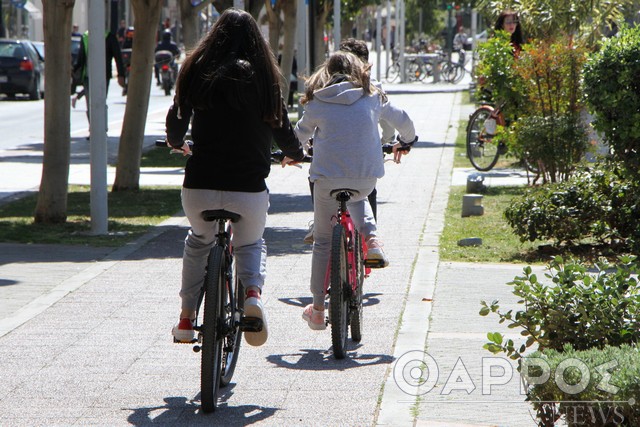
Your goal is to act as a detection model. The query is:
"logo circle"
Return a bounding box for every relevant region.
[393,350,439,396]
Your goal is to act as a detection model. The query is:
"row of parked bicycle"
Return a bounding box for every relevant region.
[384,48,470,84]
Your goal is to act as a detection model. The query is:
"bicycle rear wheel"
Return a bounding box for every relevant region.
[201,246,225,413]
[467,106,501,171]
[385,63,400,83]
[220,264,242,387]
[330,224,350,359]
[350,230,364,343]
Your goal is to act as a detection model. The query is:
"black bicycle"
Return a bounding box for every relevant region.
[158,139,263,412]
[193,210,263,412]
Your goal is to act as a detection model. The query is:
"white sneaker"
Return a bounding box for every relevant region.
[244,289,268,346]
[365,237,389,268]
[303,221,314,244]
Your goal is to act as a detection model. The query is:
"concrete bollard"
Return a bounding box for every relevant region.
[462,194,484,217]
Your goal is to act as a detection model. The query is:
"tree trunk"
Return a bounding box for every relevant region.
[34,0,75,224]
[211,0,263,20]
[112,0,162,192]
[280,0,297,103]
[180,0,215,51]
[313,3,330,70]
[265,0,281,54]
[179,0,200,52]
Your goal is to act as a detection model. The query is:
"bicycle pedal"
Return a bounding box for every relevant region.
[173,337,198,344]
[364,259,386,269]
[239,316,263,332]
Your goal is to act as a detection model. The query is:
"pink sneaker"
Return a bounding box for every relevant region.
[365,237,389,268]
[172,318,195,343]
[302,304,326,330]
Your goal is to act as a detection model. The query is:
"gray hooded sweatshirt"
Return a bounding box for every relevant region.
[295,81,416,182]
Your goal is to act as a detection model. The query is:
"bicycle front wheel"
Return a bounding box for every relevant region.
[466,106,501,171]
[201,245,225,413]
[385,63,400,83]
[350,230,364,343]
[330,224,350,359]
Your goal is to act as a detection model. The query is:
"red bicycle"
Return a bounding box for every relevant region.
[324,188,376,359]
[273,140,413,359]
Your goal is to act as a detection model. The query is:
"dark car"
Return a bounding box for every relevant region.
[0,39,45,100]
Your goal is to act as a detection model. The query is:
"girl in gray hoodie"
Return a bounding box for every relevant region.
[294,51,416,330]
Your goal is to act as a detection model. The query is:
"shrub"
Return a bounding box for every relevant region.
[504,161,640,249]
[475,30,524,122]
[510,37,589,182]
[583,25,640,177]
[480,256,640,362]
[524,344,640,426]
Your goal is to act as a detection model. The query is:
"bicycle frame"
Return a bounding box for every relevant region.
[322,192,369,298]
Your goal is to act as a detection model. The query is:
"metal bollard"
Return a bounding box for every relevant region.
[466,173,485,193]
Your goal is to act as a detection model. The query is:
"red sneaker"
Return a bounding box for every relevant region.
[172,318,195,343]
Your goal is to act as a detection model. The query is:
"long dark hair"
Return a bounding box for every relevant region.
[494,10,524,48]
[175,8,284,126]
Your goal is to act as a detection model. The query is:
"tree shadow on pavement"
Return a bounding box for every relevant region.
[268,193,312,214]
[263,226,312,257]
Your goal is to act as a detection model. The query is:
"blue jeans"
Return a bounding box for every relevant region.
[179,188,269,312]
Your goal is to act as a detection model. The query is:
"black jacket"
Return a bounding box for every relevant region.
[74,31,125,82]
[165,62,304,192]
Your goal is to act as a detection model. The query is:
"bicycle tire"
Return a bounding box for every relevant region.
[330,224,349,359]
[219,262,242,387]
[419,62,434,83]
[350,230,364,343]
[451,64,465,84]
[201,245,225,413]
[440,62,455,83]
[385,63,400,83]
[466,106,501,171]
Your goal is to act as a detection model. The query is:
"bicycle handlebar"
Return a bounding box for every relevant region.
[272,135,418,164]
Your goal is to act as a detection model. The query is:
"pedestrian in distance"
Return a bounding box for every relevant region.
[494,10,524,57]
[291,50,416,330]
[72,30,126,133]
[164,8,305,347]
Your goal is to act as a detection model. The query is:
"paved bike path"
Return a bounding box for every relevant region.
[0,81,542,426]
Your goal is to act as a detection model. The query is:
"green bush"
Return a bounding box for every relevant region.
[509,37,589,183]
[524,344,640,426]
[475,30,524,122]
[512,114,589,183]
[504,161,640,249]
[480,256,640,361]
[583,25,640,176]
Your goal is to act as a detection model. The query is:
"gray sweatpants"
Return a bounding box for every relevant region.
[310,177,377,308]
[179,188,269,312]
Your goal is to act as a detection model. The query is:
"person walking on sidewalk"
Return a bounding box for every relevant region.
[292,51,416,330]
[164,8,305,346]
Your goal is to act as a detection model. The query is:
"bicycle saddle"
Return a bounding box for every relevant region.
[330,188,360,201]
[201,209,241,223]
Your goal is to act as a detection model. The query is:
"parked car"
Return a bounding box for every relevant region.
[0,39,45,100]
